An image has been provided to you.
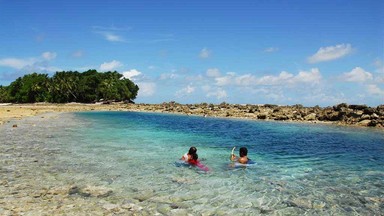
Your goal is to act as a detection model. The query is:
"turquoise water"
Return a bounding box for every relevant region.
[3,111,384,215]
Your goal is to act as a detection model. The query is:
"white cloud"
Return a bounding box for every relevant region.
[121,69,142,80]
[0,57,37,69]
[254,71,293,86]
[244,71,294,85]
[215,72,236,86]
[366,84,384,96]
[95,30,124,42]
[99,60,123,71]
[292,68,322,84]
[104,32,124,42]
[160,73,178,80]
[253,87,287,102]
[235,74,257,86]
[176,85,195,97]
[137,82,156,97]
[264,47,279,53]
[341,67,373,82]
[202,85,227,100]
[42,52,57,60]
[308,44,352,63]
[184,85,195,94]
[199,48,211,59]
[215,68,322,87]
[206,68,221,77]
[206,88,227,100]
[93,26,127,42]
[0,51,57,70]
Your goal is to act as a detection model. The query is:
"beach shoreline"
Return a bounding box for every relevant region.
[1,102,383,129]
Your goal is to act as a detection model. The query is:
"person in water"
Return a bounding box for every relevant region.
[180,147,209,171]
[181,146,199,164]
[230,147,249,164]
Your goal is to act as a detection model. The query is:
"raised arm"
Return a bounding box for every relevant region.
[230,147,236,161]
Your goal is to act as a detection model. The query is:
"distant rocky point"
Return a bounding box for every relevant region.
[1,102,383,128]
[131,102,384,128]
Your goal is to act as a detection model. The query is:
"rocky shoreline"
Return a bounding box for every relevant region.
[132,102,384,128]
[1,102,384,128]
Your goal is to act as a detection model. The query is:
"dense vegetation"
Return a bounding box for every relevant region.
[0,70,139,103]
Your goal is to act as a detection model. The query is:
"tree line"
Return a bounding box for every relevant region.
[0,70,139,103]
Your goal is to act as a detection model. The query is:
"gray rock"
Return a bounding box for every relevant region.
[304,113,317,121]
[169,208,189,216]
[102,203,119,211]
[68,185,113,198]
[121,203,143,211]
[284,197,313,209]
[360,114,370,120]
[371,113,379,119]
[157,204,171,214]
[257,113,268,119]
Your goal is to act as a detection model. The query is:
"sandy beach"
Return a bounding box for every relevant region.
[0,103,128,126]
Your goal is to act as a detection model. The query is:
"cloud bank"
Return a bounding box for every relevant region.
[341,67,373,82]
[308,44,352,63]
[214,68,322,87]
[99,60,123,71]
[0,52,58,71]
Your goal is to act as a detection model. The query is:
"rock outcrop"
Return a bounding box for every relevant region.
[129,102,384,128]
[1,102,383,128]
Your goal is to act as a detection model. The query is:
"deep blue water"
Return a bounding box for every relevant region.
[4,111,382,215]
[78,111,384,169]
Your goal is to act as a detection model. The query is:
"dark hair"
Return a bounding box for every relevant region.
[239,147,248,157]
[188,147,197,154]
[189,146,198,161]
[191,152,198,160]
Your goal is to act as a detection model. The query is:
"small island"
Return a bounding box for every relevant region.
[0,71,382,128]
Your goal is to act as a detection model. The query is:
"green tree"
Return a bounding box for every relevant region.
[119,78,139,101]
[97,71,139,102]
[3,70,139,103]
[7,73,50,103]
[50,71,80,102]
[0,85,10,102]
[78,69,101,102]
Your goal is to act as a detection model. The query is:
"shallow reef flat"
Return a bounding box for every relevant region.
[0,113,149,215]
[1,111,383,215]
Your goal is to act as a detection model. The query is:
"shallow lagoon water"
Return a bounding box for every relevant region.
[1,111,383,215]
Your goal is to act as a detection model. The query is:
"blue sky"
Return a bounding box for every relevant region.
[0,0,383,106]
